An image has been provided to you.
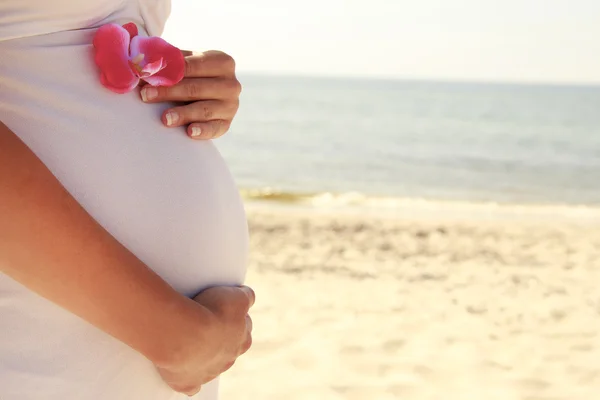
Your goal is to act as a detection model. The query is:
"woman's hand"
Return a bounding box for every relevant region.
[155,285,255,396]
[140,50,242,140]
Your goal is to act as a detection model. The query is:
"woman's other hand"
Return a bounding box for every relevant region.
[155,285,255,396]
[140,50,242,140]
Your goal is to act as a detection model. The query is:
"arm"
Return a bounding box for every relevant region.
[0,120,205,365]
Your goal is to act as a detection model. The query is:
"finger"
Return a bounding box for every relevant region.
[157,368,202,396]
[199,286,253,316]
[219,360,236,375]
[184,385,202,397]
[141,77,241,103]
[161,100,238,128]
[224,286,254,315]
[245,315,253,333]
[184,50,236,78]
[240,332,253,354]
[186,120,231,140]
[240,286,256,308]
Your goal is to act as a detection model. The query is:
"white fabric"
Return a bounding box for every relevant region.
[0,1,249,399]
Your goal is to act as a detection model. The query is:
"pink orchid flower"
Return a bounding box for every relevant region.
[93,23,185,94]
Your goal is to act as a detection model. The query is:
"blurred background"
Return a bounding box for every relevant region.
[164,1,600,399]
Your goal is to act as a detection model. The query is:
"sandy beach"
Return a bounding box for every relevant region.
[220,201,600,400]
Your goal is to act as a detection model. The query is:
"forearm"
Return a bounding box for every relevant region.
[0,121,206,365]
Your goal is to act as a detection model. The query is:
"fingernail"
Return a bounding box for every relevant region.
[141,87,158,102]
[165,111,179,126]
[240,285,252,297]
[191,126,202,137]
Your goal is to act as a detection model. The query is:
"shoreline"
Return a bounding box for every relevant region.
[240,188,600,209]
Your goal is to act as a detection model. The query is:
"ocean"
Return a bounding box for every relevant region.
[216,74,600,207]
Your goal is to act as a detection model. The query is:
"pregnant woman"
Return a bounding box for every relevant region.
[0,1,253,399]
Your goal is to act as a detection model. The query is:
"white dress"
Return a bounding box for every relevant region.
[0,1,249,399]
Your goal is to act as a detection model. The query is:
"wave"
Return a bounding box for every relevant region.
[239,188,408,208]
[239,188,600,221]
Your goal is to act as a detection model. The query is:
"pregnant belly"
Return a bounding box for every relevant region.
[0,29,247,400]
[49,126,250,296]
[1,31,248,295]
[7,88,249,298]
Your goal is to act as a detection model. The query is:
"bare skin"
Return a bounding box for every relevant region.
[0,121,253,395]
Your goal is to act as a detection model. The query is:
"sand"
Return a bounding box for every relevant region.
[220,201,600,400]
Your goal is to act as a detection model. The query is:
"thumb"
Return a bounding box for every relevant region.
[193,285,255,315]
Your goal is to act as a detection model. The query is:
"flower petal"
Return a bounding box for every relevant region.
[100,73,140,94]
[122,22,139,39]
[93,23,138,93]
[140,58,167,77]
[130,35,185,87]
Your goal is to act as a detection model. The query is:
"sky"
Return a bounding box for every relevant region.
[162,0,600,84]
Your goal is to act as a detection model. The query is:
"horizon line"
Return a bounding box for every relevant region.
[236,70,600,89]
